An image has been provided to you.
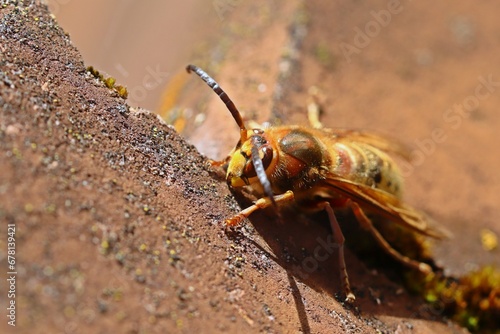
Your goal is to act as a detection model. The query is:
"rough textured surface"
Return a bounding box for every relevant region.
[0,1,498,333]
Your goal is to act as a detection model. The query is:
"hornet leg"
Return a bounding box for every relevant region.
[348,200,432,274]
[226,191,295,226]
[319,201,356,303]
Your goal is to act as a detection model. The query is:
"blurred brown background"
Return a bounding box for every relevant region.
[46,0,216,110]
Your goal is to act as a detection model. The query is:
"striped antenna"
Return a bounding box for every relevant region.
[186,65,247,142]
[251,138,276,206]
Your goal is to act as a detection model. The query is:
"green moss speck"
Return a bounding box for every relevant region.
[87,66,128,99]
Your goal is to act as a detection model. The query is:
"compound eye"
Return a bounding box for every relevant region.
[260,146,273,170]
[242,145,273,178]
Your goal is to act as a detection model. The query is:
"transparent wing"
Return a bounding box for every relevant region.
[325,129,412,161]
[322,173,451,239]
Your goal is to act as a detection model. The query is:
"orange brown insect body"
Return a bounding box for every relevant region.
[186,64,449,302]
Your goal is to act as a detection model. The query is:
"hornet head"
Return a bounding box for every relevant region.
[186,65,275,203]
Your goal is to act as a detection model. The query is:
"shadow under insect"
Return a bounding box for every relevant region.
[227,190,438,308]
